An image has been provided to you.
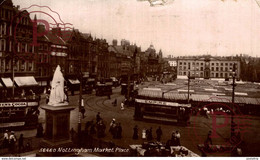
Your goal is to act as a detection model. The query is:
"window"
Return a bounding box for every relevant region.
[179,66,182,70]
[201,63,203,65]
[179,62,182,65]
[211,67,214,71]
[221,63,223,66]
[216,73,219,78]
[200,67,203,71]
[192,62,195,65]
[225,67,228,71]
[184,62,186,65]
[220,67,223,71]
[225,63,228,66]
[211,63,214,66]
[0,39,6,51]
[216,67,219,71]
[183,72,186,75]
[184,66,186,70]
[216,63,219,66]
[230,63,233,66]
[225,73,228,78]
[220,73,223,77]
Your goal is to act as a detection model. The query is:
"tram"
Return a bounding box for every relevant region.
[95,83,112,96]
[134,89,191,124]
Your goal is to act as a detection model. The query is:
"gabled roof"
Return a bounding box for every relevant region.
[108,46,117,53]
[61,30,73,43]
[45,30,66,45]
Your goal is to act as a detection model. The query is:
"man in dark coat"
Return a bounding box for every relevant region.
[156,126,162,142]
[117,123,122,139]
[18,134,24,153]
[133,125,138,140]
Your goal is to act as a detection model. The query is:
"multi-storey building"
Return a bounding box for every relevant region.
[174,56,241,79]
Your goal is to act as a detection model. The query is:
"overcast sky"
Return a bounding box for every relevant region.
[13,0,260,57]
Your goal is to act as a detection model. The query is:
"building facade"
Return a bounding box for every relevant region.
[174,56,241,79]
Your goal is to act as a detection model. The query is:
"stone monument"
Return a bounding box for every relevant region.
[37,65,75,157]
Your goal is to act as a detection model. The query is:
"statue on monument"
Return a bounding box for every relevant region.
[48,65,68,106]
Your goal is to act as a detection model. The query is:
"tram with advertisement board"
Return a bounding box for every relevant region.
[134,89,191,124]
[0,77,41,129]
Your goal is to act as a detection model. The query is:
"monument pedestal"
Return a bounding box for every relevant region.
[37,104,75,157]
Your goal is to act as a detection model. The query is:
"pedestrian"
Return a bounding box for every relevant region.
[70,128,75,140]
[120,101,124,110]
[36,123,44,138]
[133,125,138,140]
[107,94,111,99]
[175,131,181,146]
[90,124,96,135]
[113,99,117,106]
[156,126,162,142]
[109,119,116,138]
[64,86,69,102]
[96,112,101,123]
[117,123,122,139]
[171,131,178,146]
[205,131,212,145]
[147,127,153,141]
[46,93,49,104]
[142,128,146,140]
[81,107,86,119]
[9,131,16,153]
[18,134,24,153]
[3,130,9,148]
[85,120,93,132]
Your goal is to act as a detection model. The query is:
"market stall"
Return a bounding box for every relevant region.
[129,142,199,157]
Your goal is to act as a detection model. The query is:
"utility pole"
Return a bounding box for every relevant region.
[187,63,190,103]
[127,46,137,103]
[231,63,237,138]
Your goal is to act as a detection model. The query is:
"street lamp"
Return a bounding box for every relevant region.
[230,63,237,138]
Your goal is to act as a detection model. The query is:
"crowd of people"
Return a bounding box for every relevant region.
[1,130,32,154]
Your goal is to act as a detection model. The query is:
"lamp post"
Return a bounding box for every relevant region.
[231,63,237,138]
[78,59,83,146]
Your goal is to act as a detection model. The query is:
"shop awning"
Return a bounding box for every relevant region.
[68,79,80,85]
[87,78,95,82]
[38,81,47,86]
[14,76,38,87]
[1,78,14,88]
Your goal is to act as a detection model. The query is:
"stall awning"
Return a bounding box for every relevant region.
[1,78,14,88]
[14,76,38,87]
[68,79,80,85]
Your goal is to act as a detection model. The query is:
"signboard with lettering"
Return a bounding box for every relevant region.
[0,102,38,107]
[135,99,191,108]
